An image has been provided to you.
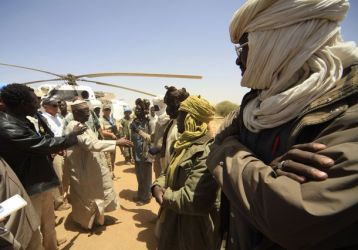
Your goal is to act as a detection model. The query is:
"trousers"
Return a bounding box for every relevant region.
[30,189,57,250]
[134,161,152,201]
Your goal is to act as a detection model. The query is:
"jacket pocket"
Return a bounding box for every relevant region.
[178,159,193,180]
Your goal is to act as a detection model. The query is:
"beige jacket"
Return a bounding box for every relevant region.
[65,121,118,229]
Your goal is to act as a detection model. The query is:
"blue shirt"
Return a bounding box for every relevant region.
[130,118,151,162]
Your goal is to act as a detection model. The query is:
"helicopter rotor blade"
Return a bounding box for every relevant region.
[20,78,64,85]
[76,72,202,79]
[79,79,157,97]
[0,62,64,78]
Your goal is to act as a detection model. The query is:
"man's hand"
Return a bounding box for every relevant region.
[72,123,87,136]
[130,123,139,133]
[138,130,151,143]
[271,143,334,183]
[152,185,165,205]
[116,138,134,147]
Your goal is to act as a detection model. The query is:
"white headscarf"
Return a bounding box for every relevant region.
[152,95,170,126]
[230,0,358,132]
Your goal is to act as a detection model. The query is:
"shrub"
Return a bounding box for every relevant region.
[215,101,239,117]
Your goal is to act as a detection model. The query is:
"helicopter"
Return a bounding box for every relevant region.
[0,62,202,119]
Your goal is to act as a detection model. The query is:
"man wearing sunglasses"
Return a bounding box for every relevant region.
[41,97,71,213]
[207,0,357,249]
[41,97,63,137]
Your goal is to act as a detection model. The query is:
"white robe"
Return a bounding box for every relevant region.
[65,120,119,229]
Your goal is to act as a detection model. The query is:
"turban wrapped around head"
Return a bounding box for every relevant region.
[229,0,358,132]
[179,95,215,124]
[230,0,350,45]
[152,95,165,109]
[230,0,352,90]
[152,95,167,116]
[166,95,215,186]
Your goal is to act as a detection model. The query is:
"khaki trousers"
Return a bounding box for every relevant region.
[30,189,57,250]
[153,154,162,179]
[105,151,116,173]
[52,155,66,207]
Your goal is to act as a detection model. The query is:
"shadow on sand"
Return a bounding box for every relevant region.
[115,160,135,173]
[61,214,121,249]
[120,205,157,250]
[115,160,126,167]
[118,188,137,202]
[122,166,135,174]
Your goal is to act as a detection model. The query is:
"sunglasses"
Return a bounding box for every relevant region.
[235,42,248,58]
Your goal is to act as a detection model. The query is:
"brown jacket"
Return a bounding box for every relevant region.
[207,65,358,249]
[0,157,40,249]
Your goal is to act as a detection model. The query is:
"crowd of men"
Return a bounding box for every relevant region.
[0,0,357,249]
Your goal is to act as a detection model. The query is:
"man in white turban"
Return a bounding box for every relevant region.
[150,95,171,178]
[207,0,358,249]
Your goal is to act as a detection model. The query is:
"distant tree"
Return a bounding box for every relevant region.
[215,101,239,117]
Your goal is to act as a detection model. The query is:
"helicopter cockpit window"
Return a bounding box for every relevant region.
[49,89,79,101]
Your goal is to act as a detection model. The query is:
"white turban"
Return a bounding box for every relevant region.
[152,96,166,116]
[230,0,358,132]
[152,95,170,126]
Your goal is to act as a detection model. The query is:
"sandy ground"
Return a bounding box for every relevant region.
[55,149,159,250]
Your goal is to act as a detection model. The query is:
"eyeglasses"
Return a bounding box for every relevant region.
[235,42,248,58]
[51,104,58,108]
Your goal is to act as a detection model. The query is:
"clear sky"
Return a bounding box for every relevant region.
[0,0,357,106]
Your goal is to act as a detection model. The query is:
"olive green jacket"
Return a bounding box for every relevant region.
[153,134,221,250]
[207,65,358,249]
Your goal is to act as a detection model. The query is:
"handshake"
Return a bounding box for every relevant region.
[116,138,133,147]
